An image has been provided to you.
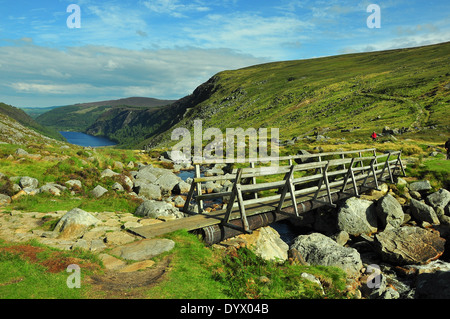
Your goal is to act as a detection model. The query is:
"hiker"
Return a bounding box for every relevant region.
[445,138,450,160]
[371,131,377,141]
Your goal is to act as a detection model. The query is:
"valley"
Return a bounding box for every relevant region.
[0,41,449,300]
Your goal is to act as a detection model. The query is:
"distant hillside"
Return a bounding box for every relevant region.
[136,41,449,148]
[0,103,65,141]
[35,97,177,132]
[21,105,63,119]
[35,42,450,150]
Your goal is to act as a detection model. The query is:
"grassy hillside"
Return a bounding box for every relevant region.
[142,42,450,148]
[21,106,63,119]
[35,97,176,132]
[0,103,65,141]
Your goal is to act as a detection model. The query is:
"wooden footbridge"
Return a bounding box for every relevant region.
[130,148,406,244]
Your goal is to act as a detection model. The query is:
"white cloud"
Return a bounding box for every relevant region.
[10,83,96,95]
[0,42,267,107]
[142,0,210,18]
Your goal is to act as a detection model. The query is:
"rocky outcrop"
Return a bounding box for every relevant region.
[135,200,184,219]
[376,194,404,229]
[227,226,289,262]
[426,188,450,210]
[53,208,100,239]
[291,232,363,277]
[409,198,440,225]
[374,226,445,265]
[337,197,377,236]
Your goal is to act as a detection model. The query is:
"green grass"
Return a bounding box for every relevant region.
[144,230,350,299]
[213,246,349,299]
[406,153,450,189]
[144,230,229,299]
[9,192,142,215]
[0,239,101,299]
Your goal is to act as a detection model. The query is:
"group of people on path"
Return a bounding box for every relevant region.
[371,131,450,160]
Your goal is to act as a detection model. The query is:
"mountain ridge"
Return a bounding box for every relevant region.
[35,97,177,133]
[35,42,450,149]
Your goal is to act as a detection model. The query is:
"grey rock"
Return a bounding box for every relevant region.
[249,226,289,262]
[173,181,191,194]
[91,185,108,198]
[173,195,186,208]
[66,179,82,189]
[110,238,175,261]
[101,169,119,178]
[332,231,349,246]
[337,197,377,236]
[90,239,107,251]
[291,232,362,277]
[161,150,191,164]
[135,200,183,219]
[410,198,440,225]
[111,182,124,192]
[40,183,62,196]
[155,173,180,195]
[15,148,29,156]
[374,226,445,265]
[0,194,11,206]
[376,194,405,229]
[134,183,162,200]
[409,180,432,192]
[19,176,39,189]
[53,208,100,238]
[134,169,157,184]
[426,189,450,210]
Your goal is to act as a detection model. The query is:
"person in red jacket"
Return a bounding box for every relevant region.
[371,131,377,141]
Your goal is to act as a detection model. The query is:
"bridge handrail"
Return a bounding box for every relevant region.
[183,149,405,233]
[192,148,377,165]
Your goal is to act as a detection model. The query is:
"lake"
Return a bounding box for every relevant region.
[60,131,117,147]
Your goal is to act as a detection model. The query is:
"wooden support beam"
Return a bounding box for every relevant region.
[277,165,298,216]
[222,168,252,234]
[195,164,204,212]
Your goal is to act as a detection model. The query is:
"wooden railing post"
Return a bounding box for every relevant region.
[277,165,298,216]
[222,168,252,234]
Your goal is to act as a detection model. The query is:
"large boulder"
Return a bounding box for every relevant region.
[374,226,445,265]
[155,174,181,195]
[53,208,100,239]
[134,182,162,200]
[291,232,362,277]
[409,180,432,192]
[135,166,181,195]
[133,169,157,184]
[337,197,377,236]
[409,198,440,225]
[238,226,289,262]
[376,194,405,229]
[135,200,184,219]
[426,189,450,210]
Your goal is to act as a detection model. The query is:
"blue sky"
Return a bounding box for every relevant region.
[0,0,449,107]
